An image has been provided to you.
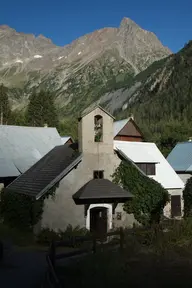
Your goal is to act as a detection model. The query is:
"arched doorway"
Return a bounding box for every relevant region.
[90,207,108,239]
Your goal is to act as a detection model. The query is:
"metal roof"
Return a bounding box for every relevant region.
[113,119,129,137]
[7,144,82,199]
[114,140,158,163]
[0,125,62,177]
[73,179,133,204]
[114,141,184,189]
[167,142,192,172]
[61,136,72,145]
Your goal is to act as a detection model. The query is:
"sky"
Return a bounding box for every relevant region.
[1,0,192,53]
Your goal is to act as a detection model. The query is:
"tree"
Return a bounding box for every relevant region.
[0,84,11,125]
[26,90,58,127]
[183,177,192,218]
[58,118,78,140]
[9,109,26,126]
[112,160,169,226]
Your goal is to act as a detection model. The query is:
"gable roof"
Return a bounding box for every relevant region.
[113,118,144,138]
[61,136,73,145]
[114,141,158,163]
[80,105,115,120]
[167,142,192,172]
[113,119,129,137]
[73,178,133,204]
[0,125,62,177]
[6,144,82,200]
[114,141,184,189]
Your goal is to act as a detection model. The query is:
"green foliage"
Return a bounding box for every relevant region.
[26,90,59,127]
[0,186,57,231]
[0,189,44,230]
[0,84,11,124]
[37,225,90,245]
[58,118,78,140]
[56,219,192,288]
[9,109,27,126]
[183,177,192,218]
[112,160,169,225]
[114,41,192,155]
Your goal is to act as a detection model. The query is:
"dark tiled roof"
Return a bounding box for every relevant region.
[6,144,82,200]
[73,179,133,204]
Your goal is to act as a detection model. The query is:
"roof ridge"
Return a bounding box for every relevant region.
[0,125,57,129]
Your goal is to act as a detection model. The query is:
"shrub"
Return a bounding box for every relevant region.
[0,186,57,231]
[37,225,90,245]
[183,177,192,218]
[112,160,169,226]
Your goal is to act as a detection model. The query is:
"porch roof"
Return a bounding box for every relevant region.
[73,178,133,204]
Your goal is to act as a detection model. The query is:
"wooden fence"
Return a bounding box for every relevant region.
[44,228,124,288]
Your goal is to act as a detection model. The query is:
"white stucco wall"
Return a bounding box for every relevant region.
[41,106,185,231]
[41,152,121,231]
[163,188,184,218]
[41,107,122,231]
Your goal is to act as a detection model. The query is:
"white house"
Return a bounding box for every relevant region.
[114,141,184,218]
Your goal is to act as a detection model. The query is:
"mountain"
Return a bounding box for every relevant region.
[101,40,192,156]
[0,18,171,113]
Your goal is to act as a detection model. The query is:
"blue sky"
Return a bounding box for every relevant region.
[1,0,192,53]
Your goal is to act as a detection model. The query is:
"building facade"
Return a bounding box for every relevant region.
[42,107,135,231]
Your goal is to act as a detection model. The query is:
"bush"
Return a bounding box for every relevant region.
[183,177,192,218]
[112,160,169,226]
[37,225,90,246]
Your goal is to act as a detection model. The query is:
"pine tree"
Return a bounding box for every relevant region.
[26,90,58,127]
[0,84,11,125]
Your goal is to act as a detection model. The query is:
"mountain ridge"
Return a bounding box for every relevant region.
[0,17,171,113]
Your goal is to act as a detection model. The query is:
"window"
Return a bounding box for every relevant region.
[94,115,103,142]
[93,170,104,179]
[171,195,181,217]
[116,212,122,220]
[136,163,156,175]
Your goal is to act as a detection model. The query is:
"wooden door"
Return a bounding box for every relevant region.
[171,195,181,217]
[90,207,108,240]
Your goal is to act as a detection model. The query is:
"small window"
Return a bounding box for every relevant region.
[116,212,122,220]
[93,170,104,179]
[171,195,181,217]
[146,164,156,175]
[136,163,156,175]
[94,115,103,142]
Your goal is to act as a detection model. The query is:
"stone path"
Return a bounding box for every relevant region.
[0,242,47,288]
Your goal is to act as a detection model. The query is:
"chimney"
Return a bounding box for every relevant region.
[44,123,48,128]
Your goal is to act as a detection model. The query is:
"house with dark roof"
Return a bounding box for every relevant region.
[167,141,192,185]
[6,106,184,235]
[113,117,144,142]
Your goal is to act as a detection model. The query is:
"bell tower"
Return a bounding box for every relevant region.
[78,105,114,155]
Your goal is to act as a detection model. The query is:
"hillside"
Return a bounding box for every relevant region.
[109,41,192,155]
[0,18,171,113]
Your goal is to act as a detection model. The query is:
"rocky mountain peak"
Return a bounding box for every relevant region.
[119,17,139,30]
[0,17,172,114]
[36,34,53,44]
[0,25,13,30]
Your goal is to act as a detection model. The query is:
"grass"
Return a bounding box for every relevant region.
[55,219,192,288]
